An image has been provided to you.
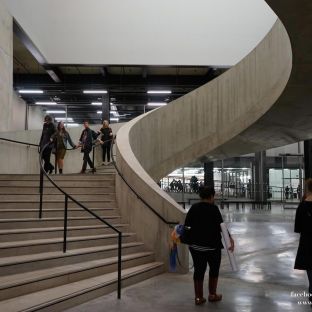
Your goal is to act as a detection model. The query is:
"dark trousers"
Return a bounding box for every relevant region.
[82,151,94,170]
[307,270,312,299]
[102,142,111,162]
[42,147,54,172]
[189,247,221,280]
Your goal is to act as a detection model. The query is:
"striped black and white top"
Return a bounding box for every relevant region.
[190,245,216,252]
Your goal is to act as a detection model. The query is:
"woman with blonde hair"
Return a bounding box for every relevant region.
[98,120,113,165]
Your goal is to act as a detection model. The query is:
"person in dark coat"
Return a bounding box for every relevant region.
[78,121,99,173]
[98,120,113,165]
[294,178,312,303]
[39,115,56,174]
[185,186,234,305]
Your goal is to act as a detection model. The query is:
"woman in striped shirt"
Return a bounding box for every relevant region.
[185,186,234,305]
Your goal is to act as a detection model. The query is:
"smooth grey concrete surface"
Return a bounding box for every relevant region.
[0,5,43,133]
[115,19,291,273]
[66,205,310,312]
[205,0,312,160]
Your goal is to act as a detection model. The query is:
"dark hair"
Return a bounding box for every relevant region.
[306,179,312,193]
[57,121,67,134]
[44,115,52,123]
[199,186,215,199]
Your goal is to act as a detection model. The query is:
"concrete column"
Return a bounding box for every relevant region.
[254,151,267,201]
[101,94,110,123]
[0,2,13,132]
[304,140,312,179]
[204,162,214,187]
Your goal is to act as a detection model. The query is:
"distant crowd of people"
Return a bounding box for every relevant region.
[39,115,114,174]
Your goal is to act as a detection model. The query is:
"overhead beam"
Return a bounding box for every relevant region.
[43,65,63,83]
[13,20,63,82]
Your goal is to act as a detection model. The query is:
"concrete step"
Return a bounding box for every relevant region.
[0,200,117,209]
[0,186,115,194]
[0,194,116,201]
[0,252,155,301]
[0,232,136,257]
[0,207,118,219]
[0,180,114,187]
[0,223,129,242]
[0,262,164,312]
[0,242,145,276]
[0,215,123,229]
[0,174,115,181]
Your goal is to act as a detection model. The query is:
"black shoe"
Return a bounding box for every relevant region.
[92,168,96,173]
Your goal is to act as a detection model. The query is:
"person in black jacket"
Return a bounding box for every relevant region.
[98,120,113,165]
[39,115,56,174]
[185,186,234,305]
[78,121,99,173]
[294,178,312,304]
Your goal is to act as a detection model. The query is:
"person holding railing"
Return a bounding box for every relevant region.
[98,120,113,165]
[50,121,77,174]
[77,121,99,173]
[39,115,56,174]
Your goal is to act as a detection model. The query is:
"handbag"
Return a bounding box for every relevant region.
[173,224,192,245]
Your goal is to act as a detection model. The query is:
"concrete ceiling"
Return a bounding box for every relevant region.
[4,0,276,66]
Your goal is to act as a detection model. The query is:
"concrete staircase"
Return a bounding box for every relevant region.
[0,172,163,312]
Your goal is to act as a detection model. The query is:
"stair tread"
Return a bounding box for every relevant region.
[0,233,135,249]
[0,224,128,235]
[0,199,116,203]
[0,262,163,312]
[0,216,120,222]
[0,252,154,290]
[0,207,115,212]
[0,242,144,267]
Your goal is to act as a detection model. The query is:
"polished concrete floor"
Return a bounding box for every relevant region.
[66,204,311,312]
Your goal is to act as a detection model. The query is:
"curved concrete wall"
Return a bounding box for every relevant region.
[205,0,312,160]
[115,19,292,269]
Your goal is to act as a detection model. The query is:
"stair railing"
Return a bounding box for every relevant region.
[39,141,122,299]
[109,136,179,226]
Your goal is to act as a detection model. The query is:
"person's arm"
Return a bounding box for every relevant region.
[294,202,303,233]
[50,132,56,143]
[184,206,193,227]
[66,133,76,148]
[92,130,99,140]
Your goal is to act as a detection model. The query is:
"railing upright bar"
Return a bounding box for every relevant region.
[117,232,122,299]
[63,195,68,253]
[39,168,44,219]
[92,146,95,172]
[54,143,58,174]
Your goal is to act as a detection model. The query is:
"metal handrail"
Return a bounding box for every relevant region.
[104,136,179,226]
[38,141,122,299]
[0,137,38,147]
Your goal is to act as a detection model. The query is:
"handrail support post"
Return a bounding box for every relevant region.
[39,168,44,219]
[117,232,122,299]
[63,195,68,253]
